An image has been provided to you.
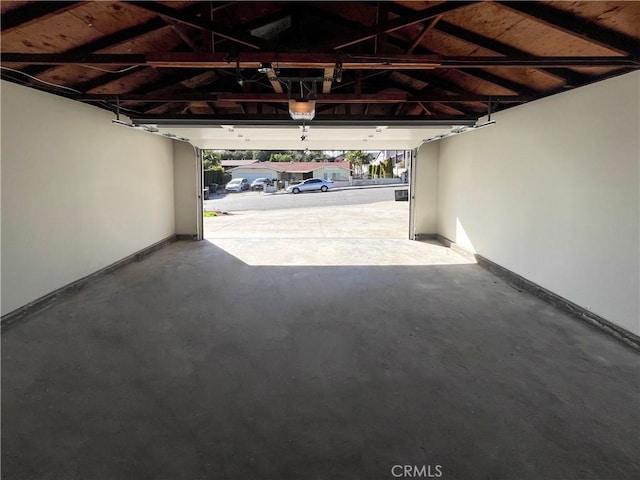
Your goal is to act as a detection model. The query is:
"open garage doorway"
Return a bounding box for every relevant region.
[202,148,413,246]
[137,122,461,265]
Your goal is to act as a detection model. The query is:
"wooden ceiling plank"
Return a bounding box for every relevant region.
[382,25,544,98]
[433,20,590,86]
[309,3,548,102]
[126,1,269,50]
[1,1,81,34]
[384,2,601,85]
[493,1,639,55]
[22,17,168,78]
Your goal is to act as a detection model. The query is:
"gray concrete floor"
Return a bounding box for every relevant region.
[2,202,639,480]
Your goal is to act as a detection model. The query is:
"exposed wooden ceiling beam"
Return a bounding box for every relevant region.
[407,15,442,54]
[382,35,542,99]
[327,1,475,51]
[164,18,200,52]
[307,4,544,103]
[381,2,588,86]
[456,68,540,97]
[210,2,237,14]
[492,1,640,55]
[145,52,441,69]
[1,1,81,34]
[266,68,284,93]
[432,20,589,86]
[76,67,211,96]
[418,102,432,115]
[323,68,335,94]
[71,66,147,93]
[379,78,481,116]
[4,52,636,69]
[126,1,270,50]
[75,92,527,104]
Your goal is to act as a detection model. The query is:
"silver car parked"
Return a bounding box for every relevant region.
[286,178,334,194]
[225,178,249,192]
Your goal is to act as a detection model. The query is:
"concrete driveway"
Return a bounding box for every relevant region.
[203,201,472,266]
[204,200,408,239]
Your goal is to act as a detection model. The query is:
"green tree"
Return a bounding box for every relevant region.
[202,150,222,169]
[383,158,394,177]
[345,150,373,176]
[270,153,295,162]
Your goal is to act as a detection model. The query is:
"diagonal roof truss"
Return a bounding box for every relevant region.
[1,0,638,124]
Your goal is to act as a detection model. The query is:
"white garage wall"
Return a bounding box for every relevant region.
[1,81,175,316]
[435,71,640,335]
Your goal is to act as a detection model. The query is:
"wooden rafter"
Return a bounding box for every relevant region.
[323,68,334,94]
[75,92,527,104]
[266,68,284,93]
[382,2,589,86]
[4,52,635,69]
[1,0,638,124]
[164,18,200,52]
[327,1,475,50]
[407,16,442,54]
[432,20,589,85]
[126,1,269,50]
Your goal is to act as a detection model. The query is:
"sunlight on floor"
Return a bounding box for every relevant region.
[203,201,475,266]
[205,238,476,266]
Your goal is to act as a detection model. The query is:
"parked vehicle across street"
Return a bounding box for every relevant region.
[250,178,270,191]
[225,178,249,192]
[285,178,334,194]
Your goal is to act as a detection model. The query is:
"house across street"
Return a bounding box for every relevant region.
[230,161,352,183]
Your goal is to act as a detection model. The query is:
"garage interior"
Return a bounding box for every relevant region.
[1,1,639,479]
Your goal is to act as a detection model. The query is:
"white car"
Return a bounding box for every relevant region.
[286,178,334,194]
[225,178,249,192]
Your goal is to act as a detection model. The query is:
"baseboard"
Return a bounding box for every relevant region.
[1,235,176,331]
[434,234,477,262]
[175,233,198,240]
[413,233,437,241]
[434,234,640,351]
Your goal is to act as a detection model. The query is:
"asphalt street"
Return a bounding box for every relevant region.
[204,184,407,212]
